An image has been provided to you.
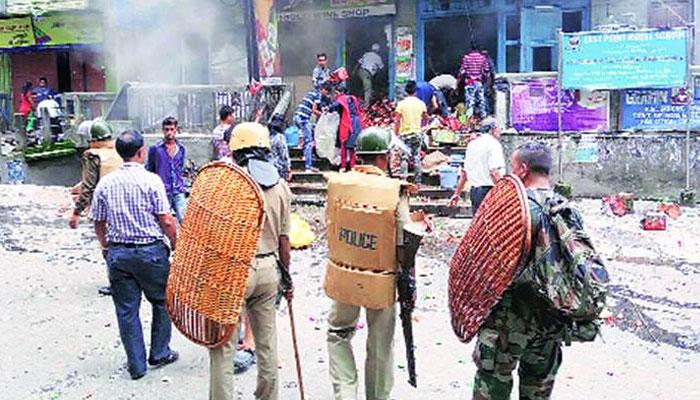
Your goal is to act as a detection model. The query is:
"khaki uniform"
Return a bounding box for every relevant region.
[74,140,122,215]
[209,180,292,400]
[327,177,411,400]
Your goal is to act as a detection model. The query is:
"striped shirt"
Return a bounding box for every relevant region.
[459,51,491,82]
[91,162,170,244]
[312,66,330,89]
[294,90,322,123]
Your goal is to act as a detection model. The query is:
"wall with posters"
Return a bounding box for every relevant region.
[500,133,700,198]
[509,78,610,132]
[394,26,414,87]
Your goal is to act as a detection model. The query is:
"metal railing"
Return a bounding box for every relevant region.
[124,83,292,133]
[61,92,117,124]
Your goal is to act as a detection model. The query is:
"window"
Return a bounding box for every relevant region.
[563,10,583,33]
[506,14,520,41]
[649,0,691,28]
[532,47,553,72]
[506,45,520,73]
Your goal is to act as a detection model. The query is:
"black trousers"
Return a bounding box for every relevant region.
[470,186,493,216]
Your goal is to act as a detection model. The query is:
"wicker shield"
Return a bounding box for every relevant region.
[448,175,532,343]
[166,162,266,348]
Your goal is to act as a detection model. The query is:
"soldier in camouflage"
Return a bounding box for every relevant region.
[472,142,564,400]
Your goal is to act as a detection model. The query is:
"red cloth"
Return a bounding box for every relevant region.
[336,94,365,144]
[340,146,356,170]
[18,92,32,117]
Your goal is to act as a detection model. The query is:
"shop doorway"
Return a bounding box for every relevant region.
[56,51,72,93]
[424,13,498,80]
[344,17,391,103]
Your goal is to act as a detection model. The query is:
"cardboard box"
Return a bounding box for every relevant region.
[324,260,396,309]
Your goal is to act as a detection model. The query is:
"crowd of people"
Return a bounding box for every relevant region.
[60,42,598,400]
[285,44,496,186]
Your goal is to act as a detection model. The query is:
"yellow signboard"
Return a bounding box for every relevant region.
[33,13,102,46]
[0,17,36,48]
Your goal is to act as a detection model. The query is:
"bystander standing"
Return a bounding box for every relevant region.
[313,53,331,89]
[449,116,505,214]
[91,130,179,380]
[213,105,235,159]
[146,117,188,223]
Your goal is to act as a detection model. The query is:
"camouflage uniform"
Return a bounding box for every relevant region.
[472,189,565,400]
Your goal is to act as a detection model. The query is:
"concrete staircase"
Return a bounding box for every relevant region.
[288,147,472,218]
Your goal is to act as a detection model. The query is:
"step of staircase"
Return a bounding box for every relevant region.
[288,145,467,159]
[289,182,462,201]
[292,194,472,218]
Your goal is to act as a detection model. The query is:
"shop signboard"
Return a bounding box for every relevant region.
[395,26,414,86]
[510,78,609,132]
[620,85,700,131]
[0,17,35,48]
[33,13,102,45]
[6,0,88,16]
[277,0,396,22]
[561,28,689,90]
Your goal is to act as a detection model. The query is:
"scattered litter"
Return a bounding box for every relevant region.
[290,213,316,249]
[641,212,667,231]
[602,193,634,217]
[657,203,682,220]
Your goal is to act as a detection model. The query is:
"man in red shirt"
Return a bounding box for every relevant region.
[458,46,492,121]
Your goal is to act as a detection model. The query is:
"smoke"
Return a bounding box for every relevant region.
[101,0,248,86]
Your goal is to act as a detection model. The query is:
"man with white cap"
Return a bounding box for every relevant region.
[356,43,385,105]
[449,116,506,215]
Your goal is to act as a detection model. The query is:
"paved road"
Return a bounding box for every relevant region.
[1,185,698,399]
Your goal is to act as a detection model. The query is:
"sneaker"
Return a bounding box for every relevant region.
[148,350,179,368]
[305,167,320,173]
[233,349,256,374]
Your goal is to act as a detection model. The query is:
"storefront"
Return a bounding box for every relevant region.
[0,12,106,114]
[416,0,591,80]
[251,0,401,99]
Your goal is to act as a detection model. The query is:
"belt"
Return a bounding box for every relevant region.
[255,252,275,259]
[109,241,159,248]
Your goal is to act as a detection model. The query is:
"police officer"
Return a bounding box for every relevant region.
[472,142,564,400]
[69,120,123,228]
[209,122,292,400]
[69,120,123,296]
[325,128,413,400]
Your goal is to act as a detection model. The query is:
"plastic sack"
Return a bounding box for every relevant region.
[290,213,316,249]
[315,112,340,164]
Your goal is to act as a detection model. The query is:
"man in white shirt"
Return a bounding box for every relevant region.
[356,43,384,105]
[449,117,505,214]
